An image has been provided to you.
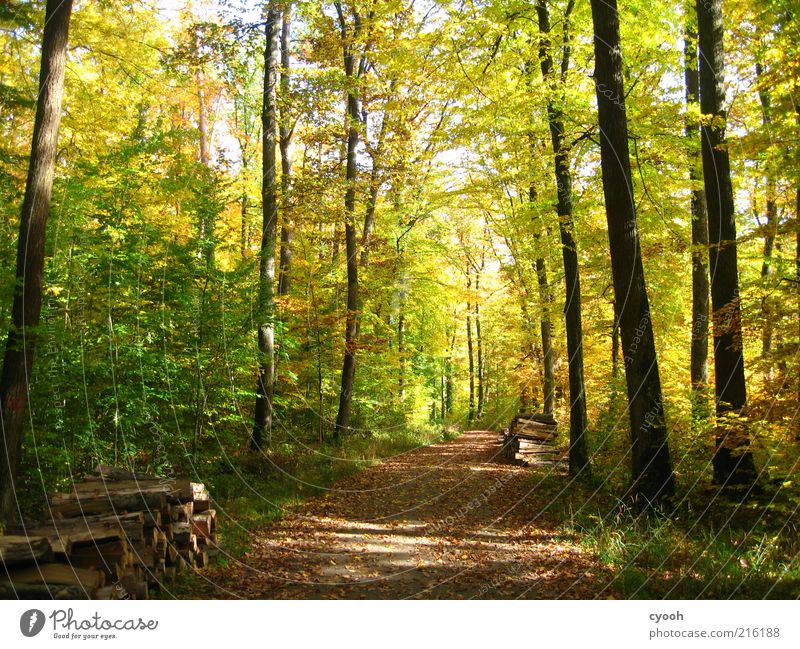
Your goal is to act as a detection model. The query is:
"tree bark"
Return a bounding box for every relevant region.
[590,0,675,506]
[531,197,555,415]
[536,0,590,475]
[277,7,293,297]
[696,0,757,487]
[756,62,777,362]
[685,22,711,406]
[252,6,280,450]
[333,3,362,441]
[0,0,73,523]
[475,272,484,419]
[466,275,475,423]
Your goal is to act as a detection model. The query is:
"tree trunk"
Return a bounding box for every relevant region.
[398,313,406,400]
[590,0,674,506]
[475,273,484,419]
[532,203,555,415]
[445,326,455,415]
[466,275,475,423]
[536,0,590,475]
[685,22,710,408]
[252,7,280,450]
[756,62,777,363]
[696,0,757,487]
[333,4,361,441]
[0,0,73,523]
[277,7,293,297]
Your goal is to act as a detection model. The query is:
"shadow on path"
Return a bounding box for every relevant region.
[202,431,616,599]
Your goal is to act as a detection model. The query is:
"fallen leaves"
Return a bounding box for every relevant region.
[200,431,618,599]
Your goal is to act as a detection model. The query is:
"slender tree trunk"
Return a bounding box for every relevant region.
[590,0,674,506]
[333,4,362,441]
[0,0,73,523]
[466,275,475,423]
[536,0,590,475]
[475,273,484,419]
[531,190,555,416]
[756,62,777,363]
[445,326,455,415]
[240,193,249,257]
[360,103,390,269]
[252,7,280,450]
[696,0,757,487]
[685,21,711,408]
[277,7,293,297]
[398,313,406,400]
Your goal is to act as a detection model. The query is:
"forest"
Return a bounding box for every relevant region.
[0,0,798,600]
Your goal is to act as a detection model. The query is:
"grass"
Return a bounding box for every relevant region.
[534,469,800,599]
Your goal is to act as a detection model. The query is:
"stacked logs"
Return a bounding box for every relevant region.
[0,466,217,600]
[500,413,559,464]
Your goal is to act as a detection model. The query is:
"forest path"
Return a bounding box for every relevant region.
[202,430,615,599]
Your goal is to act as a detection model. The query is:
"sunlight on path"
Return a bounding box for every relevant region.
[205,431,615,599]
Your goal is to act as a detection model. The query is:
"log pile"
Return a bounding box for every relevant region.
[500,413,560,464]
[1,466,218,600]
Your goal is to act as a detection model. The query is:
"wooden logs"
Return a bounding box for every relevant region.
[0,536,53,567]
[500,412,560,465]
[1,467,218,600]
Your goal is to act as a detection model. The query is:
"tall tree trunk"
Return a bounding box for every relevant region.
[536,0,590,475]
[360,101,390,269]
[445,325,455,415]
[696,0,757,487]
[333,3,362,441]
[466,275,475,423]
[590,0,675,506]
[475,272,484,419]
[240,193,249,257]
[398,313,406,400]
[685,21,711,408]
[277,7,293,297]
[0,0,73,523]
[252,7,280,450]
[531,189,555,415]
[756,62,777,363]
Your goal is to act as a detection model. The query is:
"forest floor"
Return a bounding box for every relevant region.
[189,430,618,599]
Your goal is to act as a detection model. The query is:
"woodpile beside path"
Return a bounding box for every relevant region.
[0,466,217,599]
[499,413,563,465]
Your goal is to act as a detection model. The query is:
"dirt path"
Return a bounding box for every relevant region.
[201,431,616,599]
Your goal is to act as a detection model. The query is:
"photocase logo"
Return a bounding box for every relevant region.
[20,609,46,637]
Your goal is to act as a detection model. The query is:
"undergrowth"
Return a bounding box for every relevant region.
[536,469,800,599]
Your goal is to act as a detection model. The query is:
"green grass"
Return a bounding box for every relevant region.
[534,470,800,599]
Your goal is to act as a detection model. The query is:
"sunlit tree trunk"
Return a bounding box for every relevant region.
[252,6,280,450]
[696,0,757,487]
[277,7,293,297]
[590,0,674,506]
[0,0,73,522]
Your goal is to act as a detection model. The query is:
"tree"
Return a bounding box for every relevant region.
[277,5,293,297]
[333,1,371,441]
[0,0,74,522]
[684,14,710,409]
[535,0,590,475]
[252,4,281,450]
[590,0,675,505]
[695,0,757,487]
